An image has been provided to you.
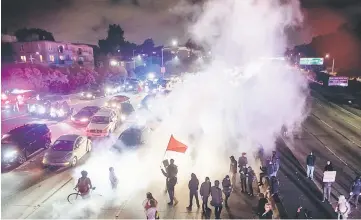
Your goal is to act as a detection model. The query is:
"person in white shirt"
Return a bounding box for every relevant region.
[109,167,118,190]
[335,195,351,220]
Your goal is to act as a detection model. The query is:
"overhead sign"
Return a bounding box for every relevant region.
[328,77,349,87]
[323,171,337,183]
[299,58,324,65]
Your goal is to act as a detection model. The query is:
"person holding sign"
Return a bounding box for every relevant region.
[322,161,336,203]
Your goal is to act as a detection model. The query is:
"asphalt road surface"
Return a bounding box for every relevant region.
[2,91,361,219]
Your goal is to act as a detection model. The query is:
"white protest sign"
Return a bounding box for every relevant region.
[323,171,336,183]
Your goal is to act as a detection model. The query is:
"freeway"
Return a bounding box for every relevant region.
[278,94,361,218]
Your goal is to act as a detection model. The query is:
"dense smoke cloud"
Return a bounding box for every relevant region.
[51,0,309,218]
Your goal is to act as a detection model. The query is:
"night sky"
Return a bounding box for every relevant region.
[2,0,361,46]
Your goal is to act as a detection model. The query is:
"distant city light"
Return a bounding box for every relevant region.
[148,72,155,79]
[137,55,141,59]
[152,51,156,54]
[110,60,118,66]
[325,53,330,58]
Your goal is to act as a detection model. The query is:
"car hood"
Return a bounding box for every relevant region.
[87,123,110,130]
[45,150,72,160]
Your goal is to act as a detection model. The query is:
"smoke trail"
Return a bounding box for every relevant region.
[51,0,309,218]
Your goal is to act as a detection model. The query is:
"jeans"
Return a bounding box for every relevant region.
[189,191,200,207]
[248,181,254,195]
[348,193,360,207]
[214,205,222,219]
[307,165,315,179]
[168,188,175,204]
[224,193,230,207]
[241,178,247,192]
[323,185,331,201]
[202,196,209,212]
[338,212,349,220]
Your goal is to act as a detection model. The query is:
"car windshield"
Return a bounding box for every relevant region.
[91,116,110,124]
[52,140,74,151]
[119,129,141,146]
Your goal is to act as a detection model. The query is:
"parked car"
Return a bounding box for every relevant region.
[71,106,101,125]
[80,87,103,100]
[27,95,73,119]
[42,134,92,167]
[1,124,51,166]
[86,108,119,137]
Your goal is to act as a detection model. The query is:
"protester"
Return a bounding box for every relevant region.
[257,193,268,217]
[335,195,351,220]
[200,177,211,213]
[306,152,316,180]
[109,167,118,190]
[187,173,200,210]
[238,152,248,169]
[259,160,274,186]
[324,161,334,171]
[240,164,248,192]
[146,199,160,219]
[260,203,273,219]
[143,192,158,210]
[166,176,178,206]
[247,165,255,196]
[348,176,361,208]
[211,180,223,219]
[271,151,280,176]
[161,159,178,194]
[322,181,332,203]
[222,175,232,207]
[229,156,238,185]
[270,176,279,196]
[295,206,312,219]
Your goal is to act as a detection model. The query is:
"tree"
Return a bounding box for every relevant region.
[99,24,126,54]
[139,38,155,54]
[15,28,55,42]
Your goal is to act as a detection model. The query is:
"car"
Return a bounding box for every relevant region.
[113,126,147,150]
[42,134,92,167]
[80,87,103,100]
[86,108,119,137]
[1,124,51,166]
[104,83,121,96]
[104,95,130,109]
[123,79,139,92]
[1,89,36,112]
[71,106,101,125]
[139,94,156,110]
[27,95,73,119]
[119,102,135,122]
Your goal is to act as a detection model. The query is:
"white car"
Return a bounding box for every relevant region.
[86,108,119,137]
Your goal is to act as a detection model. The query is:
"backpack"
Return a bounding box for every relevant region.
[78,178,89,193]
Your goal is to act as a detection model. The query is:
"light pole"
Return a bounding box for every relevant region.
[133,50,136,69]
[325,53,335,74]
[161,39,178,76]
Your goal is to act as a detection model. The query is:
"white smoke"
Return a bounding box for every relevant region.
[51,0,309,218]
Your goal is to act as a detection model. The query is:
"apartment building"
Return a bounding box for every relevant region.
[11,41,94,68]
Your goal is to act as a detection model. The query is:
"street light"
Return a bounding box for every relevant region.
[110,59,118,66]
[172,39,178,47]
[325,53,335,74]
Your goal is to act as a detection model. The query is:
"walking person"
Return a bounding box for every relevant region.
[348,176,361,208]
[200,177,211,214]
[146,199,160,219]
[222,175,232,208]
[322,182,332,203]
[306,152,316,180]
[240,164,248,193]
[211,180,223,219]
[271,151,280,176]
[187,173,200,210]
[166,176,178,206]
[229,156,238,186]
[247,166,255,196]
[335,195,351,220]
[109,167,118,190]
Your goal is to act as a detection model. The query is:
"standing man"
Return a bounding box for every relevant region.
[238,152,248,169]
[229,156,238,186]
[187,173,200,210]
[211,180,223,219]
[200,177,211,214]
[306,152,316,180]
[222,175,232,207]
[247,165,255,196]
[161,159,179,206]
[322,182,332,203]
[109,167,118,190]
[240,164,248,193]
[271,151,280,176]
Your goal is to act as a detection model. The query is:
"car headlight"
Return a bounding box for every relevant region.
[81,92,85,96]
[4,150,18,158]
[29,105,36,112]
[105,102,109,106]
[80,118,89,122]
[86,93,92,98]
[128,85,133,89]
[38,106,46,114]
[106,88,111,93]
[58,109,65,117]
[120,115,126,121]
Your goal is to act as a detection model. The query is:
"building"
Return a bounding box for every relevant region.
[1,34,17,43]
[11,41,94,68]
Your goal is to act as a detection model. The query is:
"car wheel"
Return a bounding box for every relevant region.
[44,140,51,149]
[71,157,77,167]
[18,153,27,165]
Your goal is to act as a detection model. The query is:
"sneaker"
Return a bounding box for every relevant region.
[174,200,179,206]
[187,206,192,210]
[168,202,173,205]
[197,204,200,208]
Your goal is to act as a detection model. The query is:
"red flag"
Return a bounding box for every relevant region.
[166,135,188,153]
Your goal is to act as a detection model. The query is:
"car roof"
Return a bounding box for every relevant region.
[56,134,79,141]
[110,95,130,102]
[9,124,48,135]
[94,108,114,116]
